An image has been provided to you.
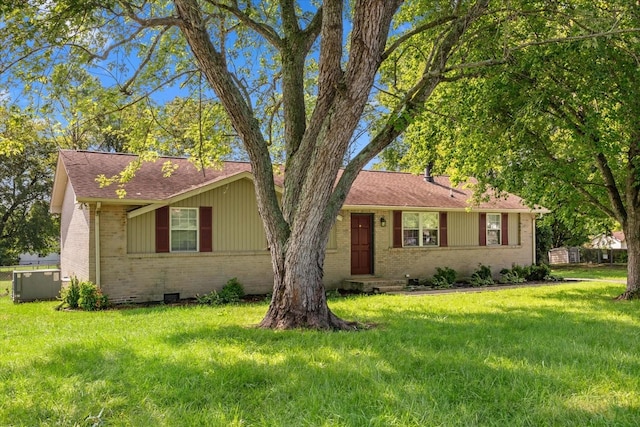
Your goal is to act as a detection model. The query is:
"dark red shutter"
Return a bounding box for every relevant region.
[501,213,509,246]
[200,206,213,252]
[393,210,403,248]
[439,212,448,247]
[155,206,170,253]
[479,213,487,246]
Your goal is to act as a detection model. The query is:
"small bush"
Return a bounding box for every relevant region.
[219,277,245,303]
[432,267,457,289]
[326,289,341,300]
[499,269,525,284]
[60,276,108,311]
[431,276,453,289]
[499,264,554,284]
[470,264,494,287]
[198,278,245,305]
[77,281,109,311]
[511,265,529,279]
[525,264,551,281]
[196,291,221,305]
[60,276,81,309]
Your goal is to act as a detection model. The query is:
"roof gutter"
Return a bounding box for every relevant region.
[340,204,545,214]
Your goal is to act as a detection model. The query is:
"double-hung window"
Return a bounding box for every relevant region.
[486,213,501,246]
[171,208,198,251]
[402,212,439,247]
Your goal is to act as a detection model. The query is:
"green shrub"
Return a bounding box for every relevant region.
[195,291,221,305]
[60,276,81,309]
[432,267,457,289]
[525,264,551,281]
[59,276,108,311]
[499,269,525,284]
[77,281,109,311]
[498,264,553,283]
[219,278,245,303]
[470,264,494,287]
[198,278,245,305]
[326,289,341,300]
[511,265,529,279]
[431,276,453,289]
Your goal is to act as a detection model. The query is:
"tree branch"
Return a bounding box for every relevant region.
[120,27,170,95]
[328,0,491,221]
[204,0,282,48]
[381,15,458,61]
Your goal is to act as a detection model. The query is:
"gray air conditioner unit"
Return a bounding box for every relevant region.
[12,269,62,302]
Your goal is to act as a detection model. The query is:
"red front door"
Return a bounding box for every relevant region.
[351,214,373,275]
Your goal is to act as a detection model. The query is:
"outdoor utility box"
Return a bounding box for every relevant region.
[12,269,62,302]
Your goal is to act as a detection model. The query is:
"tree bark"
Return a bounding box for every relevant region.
[259,239,357,330]
[619,214,640,300]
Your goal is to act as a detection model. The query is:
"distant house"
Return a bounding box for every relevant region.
[50,150,545,303]
[589,231,626,249]
[18,253,60,266]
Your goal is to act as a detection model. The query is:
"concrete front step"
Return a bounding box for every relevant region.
[342,278,407,293]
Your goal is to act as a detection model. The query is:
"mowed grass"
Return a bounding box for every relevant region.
[1,278,639,426]
[552,264,628,281]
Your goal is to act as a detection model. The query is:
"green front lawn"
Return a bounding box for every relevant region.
[551,264,628,281]
[1,280,639,426]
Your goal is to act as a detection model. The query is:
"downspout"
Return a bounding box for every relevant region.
[95,202,101,287]
[532,214,537,265]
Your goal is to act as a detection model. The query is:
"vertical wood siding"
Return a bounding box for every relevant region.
[447,211,479,246]
[509,213,521,246]
[128,178,267,253]
[127,177,338,254]
[127,210,156,253]
[175,178,267,251]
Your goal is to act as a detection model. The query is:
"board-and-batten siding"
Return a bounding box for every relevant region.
[127,178,337,253]
[509,213,521,246]
[414,211,521,247]
[447,212,479,246]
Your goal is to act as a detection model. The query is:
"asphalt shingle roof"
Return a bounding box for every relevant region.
[344,170,527,210]
[58,150,254,202]
[56,150,530,211]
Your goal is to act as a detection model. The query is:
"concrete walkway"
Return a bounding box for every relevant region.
[393,278,626,296]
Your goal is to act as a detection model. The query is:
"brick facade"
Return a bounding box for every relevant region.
[81,204,535,303]
[59,182,91,282]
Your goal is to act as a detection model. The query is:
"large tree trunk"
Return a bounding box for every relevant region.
[619,213,640,300]
[259,239,357,330]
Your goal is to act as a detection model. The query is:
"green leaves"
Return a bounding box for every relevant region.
[379,0,640,237]
[0,108,59,263]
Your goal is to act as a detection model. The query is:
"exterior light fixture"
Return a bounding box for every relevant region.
[380,216,387,227]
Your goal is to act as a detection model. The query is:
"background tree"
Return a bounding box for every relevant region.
[0,106,59,265]
[379,1,640,298]
[2,1,634,327]
[534,212,614,264]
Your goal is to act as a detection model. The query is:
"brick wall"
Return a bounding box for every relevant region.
[59,183,90,281]
[324,209,536,282]
[98,205,275,302]
[93,204,536,302]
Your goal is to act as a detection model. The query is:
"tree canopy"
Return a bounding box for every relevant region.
[0,106,59,264]
[378,0,640,297]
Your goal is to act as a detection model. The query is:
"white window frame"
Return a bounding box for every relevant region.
[486,213,501,246]
[170,207,199,252]
[402,212,439,247]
